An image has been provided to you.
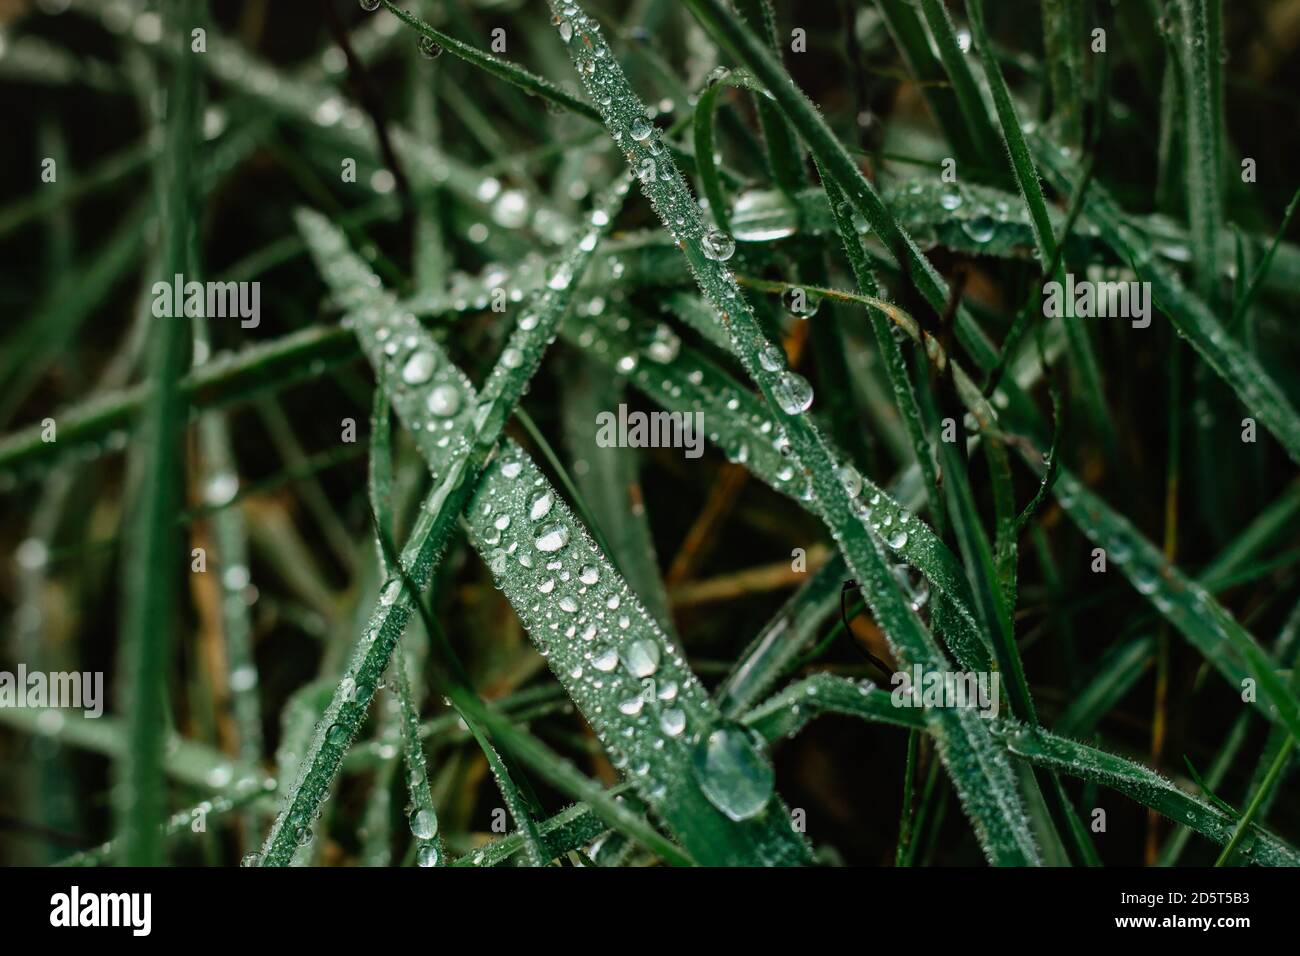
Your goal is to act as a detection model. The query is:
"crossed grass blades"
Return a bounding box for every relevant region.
[0,0,1297,867]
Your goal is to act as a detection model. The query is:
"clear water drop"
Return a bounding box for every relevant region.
[401,350,436,385]
[410,808,438,839]
[528,489,554,521]
[701,229,735,262]
[427,384,461,417]
[690,725,774,821]
[621,639,661,678]
[773,370,814,414]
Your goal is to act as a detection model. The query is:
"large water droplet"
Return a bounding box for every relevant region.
[758,342,785,372]
[621,640,661,678]
[534,523,570,552]
[837,464,863,498]
[701,229,735,262]
[691,725,774,821]
[528,489,554,521]
[660,708,686,737]
[401,350,436,385]
[410,808,438,839]
[630,116,654,142]
[772,370,814,415]
[592,647,619,672]
[416,844,440,867]
[418,36,443,59]
[961,215,997,243]
[427,384,461,417]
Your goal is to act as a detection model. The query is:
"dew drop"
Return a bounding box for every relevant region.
[837,464,863,498]
[621,639,661,678]
[691,725,774,821]
[534,523,570,552]
[630,116,654,142]
[701,229,735,262]
[401,350,436,385]
[528,489,554,521]
[416,844,440,867]
[773,370,814,415]
[660,708,686,737]
[418,36,443,59]
[592,647,619,672]
[758,342,785,372]
[961,215,997,243]
[409,808,439,840]
[426,384,461,417]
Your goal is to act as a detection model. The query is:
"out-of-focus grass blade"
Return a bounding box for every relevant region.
[113,0,198,866]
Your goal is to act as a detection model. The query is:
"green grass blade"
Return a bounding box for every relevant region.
[112,0,198,865]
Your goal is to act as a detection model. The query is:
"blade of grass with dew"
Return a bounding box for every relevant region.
[113,0,198,865]
[964,0,1114,457]
[1176,0,1223,302]
[548,0,1040,865]
[257,174,632,864]
[562,306,990,673]
[373,520,692,866]
[999,722,1300,867]
[61,778,277,868]
[1030,132,1300,467]
[820,167,946,537]
[453,798,616,867]
[292,189,810,864]
[744,676,1300,866]
[368,388,445,868]
[1044,468,1300,742]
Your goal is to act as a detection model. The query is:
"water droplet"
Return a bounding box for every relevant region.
[401,350,436,385]
[618,696,644,715]
[660,708,686,737]
[940,191,963,211]
[203,471,239,507]
[621,640,661,678]
[772,370,814,414]
[534,523,570,552]
[691,725,774,821]
[426,384,461,417]
[528,489,554,521]
[630,116,654,142]
[592,647,619,672]
[890,563,929,611]
[359,0,379,10]
[837,465,863,498]
[416,844,440,867]
[643,324,681,363]
[758,342,785,372]
[701,229,735,262]
[781,286,821,318]
[418,36,443,59]
[294,826,314,846]
[579,565,600,585]
[410,808,438,839]
[886,529,909,550]
[961,215,997,243]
